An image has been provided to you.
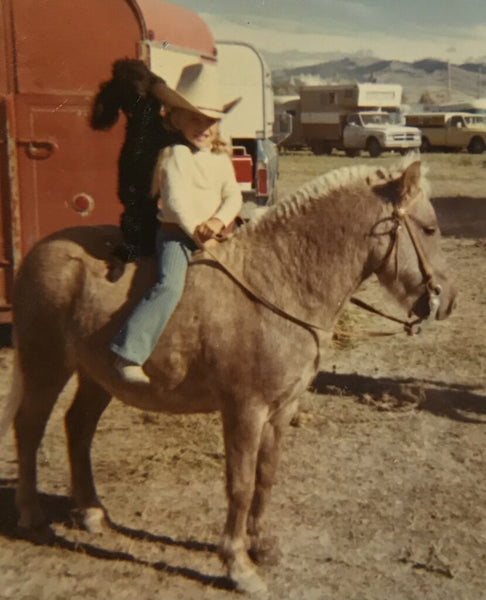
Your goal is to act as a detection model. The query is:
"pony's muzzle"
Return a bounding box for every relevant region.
[410,283,441,320]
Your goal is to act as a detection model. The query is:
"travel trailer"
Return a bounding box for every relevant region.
[215,41,279,212]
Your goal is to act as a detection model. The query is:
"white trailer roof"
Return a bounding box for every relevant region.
[216,40,274,139]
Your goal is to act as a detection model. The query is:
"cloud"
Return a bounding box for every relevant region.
[203,12,486,63]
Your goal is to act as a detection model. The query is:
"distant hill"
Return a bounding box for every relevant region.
[262,49,375,71]
[268,55,486,105]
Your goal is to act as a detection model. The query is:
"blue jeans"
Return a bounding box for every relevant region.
[110,227,196,365]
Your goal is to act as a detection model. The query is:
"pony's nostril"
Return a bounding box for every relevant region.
[427,282,442,295]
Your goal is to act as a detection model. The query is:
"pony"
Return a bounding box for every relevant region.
[4,159,455,594]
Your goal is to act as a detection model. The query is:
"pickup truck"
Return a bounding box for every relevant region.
[405,112,486,154]
[294,83,422,157]
[343,111,421,157]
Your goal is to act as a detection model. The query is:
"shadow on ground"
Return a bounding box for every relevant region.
[433,196,486,238]
[0,481,232,591]
[313,370,486,424]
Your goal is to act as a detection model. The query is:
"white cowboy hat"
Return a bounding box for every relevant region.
[153,63,241,120]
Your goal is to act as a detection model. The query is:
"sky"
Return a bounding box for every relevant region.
[172,0,486,64]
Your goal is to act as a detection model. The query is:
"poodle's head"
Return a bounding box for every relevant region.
[90,59,164,130]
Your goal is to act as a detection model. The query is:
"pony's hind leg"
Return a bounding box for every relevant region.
[248,399,298,565]
[65,375,111,533]
[220,403,269,595]
[14,356,73,529]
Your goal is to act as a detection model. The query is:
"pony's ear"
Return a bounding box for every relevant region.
[399,161,421,205]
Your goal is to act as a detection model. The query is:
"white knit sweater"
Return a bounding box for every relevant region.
[156,145,242,236]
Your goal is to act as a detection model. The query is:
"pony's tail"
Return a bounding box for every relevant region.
[0,345,22,440]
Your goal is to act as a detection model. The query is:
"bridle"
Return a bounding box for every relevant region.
[360,197,443,336]
[191,193,442,347]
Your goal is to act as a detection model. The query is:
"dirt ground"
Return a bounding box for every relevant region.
[1,153,486,600]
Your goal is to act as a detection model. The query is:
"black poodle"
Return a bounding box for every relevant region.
[90,58,178,266]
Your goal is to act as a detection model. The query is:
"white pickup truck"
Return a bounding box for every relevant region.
[343,111,421,157]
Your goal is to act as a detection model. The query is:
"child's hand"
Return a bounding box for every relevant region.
[194,217,224,242]
[203,238,220,250]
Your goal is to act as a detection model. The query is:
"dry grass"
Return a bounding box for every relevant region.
[277,150,486,199]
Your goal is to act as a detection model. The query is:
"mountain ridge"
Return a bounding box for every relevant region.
[265,54,486,104]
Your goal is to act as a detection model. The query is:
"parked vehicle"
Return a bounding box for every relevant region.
[0,0,277,320]
[274,95,305,150]
[434,99,486,115]
[215,40,279,214]
[282,83,421,157]
[405,112,486,154]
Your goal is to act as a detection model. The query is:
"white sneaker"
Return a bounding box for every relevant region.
[115,358,150,384]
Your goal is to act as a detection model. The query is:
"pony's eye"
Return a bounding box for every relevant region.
[423,226,436,236]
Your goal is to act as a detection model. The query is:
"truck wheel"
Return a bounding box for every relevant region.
[366,137,382,158]
[310,141,332,155]
[420,137,431,153]
[468,137,485,154]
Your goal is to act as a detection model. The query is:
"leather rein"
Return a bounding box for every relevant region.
[192,199,442,344]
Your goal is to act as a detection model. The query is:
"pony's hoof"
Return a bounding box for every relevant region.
[83,507,107,533]
[249,535,282,566]
[17,506,47,530]
[233,570,268,596]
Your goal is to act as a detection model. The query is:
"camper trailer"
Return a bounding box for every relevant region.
[435,99,486,115]
[0,0,276,320]
[295,83,421,157]
[215,41,279,212]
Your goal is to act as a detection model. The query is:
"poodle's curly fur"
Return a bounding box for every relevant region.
[90,59,180,262]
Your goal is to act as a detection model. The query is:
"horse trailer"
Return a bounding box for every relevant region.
[0,0,278,322]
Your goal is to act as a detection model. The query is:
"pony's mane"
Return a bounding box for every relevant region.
[235,154,427,238]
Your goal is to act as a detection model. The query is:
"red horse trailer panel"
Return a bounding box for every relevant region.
[0,0,216,322]
[137,0,216,56]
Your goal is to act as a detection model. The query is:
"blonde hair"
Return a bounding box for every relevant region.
[164,107,231,155]
[151,107,232,197]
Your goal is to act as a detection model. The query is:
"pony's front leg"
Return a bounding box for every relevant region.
[248,400,297,565]
[220,404,268,595]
